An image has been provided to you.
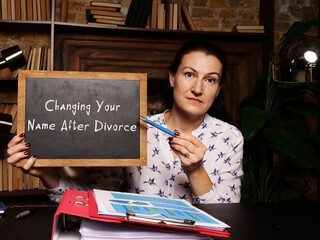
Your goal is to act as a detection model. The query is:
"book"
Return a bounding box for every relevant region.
[157,1,164,29]
[46,0,50,20]
[11,0,15,20]
[90,1,121,9]
[94,18,125,25]
[138,0,152,28]
[89,14,124,21]
[86,9,123,17]
[15,0,21,20]
[7,0,12,20]
[150,0,157,29]
[32,0,37,20]
[181,3,195,31]
[125,0,139,27]
[87,21,117,27]
[37,0,41,20]
[86,5,118,12]
[232,25,264,30]
[40,0,46,21]
[234,29,265,33]
[60,0,67,22]
[1,0,8,20]
[26,0,32,20]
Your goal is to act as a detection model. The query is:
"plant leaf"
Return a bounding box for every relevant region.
[286,101,320,118]
[240,107,272,141]
[262,128,320,174]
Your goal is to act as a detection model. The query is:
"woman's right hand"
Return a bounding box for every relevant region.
[6,133,59,188]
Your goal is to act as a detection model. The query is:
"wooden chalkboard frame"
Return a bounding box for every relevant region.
[16,70,147,167]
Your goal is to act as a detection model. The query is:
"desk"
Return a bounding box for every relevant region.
[0,203,319,240]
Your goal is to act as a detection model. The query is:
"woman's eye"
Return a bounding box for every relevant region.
[207,78,216,83]
[185,72,193,78]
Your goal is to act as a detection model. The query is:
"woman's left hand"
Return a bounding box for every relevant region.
[168,131,207,175]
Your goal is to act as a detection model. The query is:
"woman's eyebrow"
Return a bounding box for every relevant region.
[183,67,221,78]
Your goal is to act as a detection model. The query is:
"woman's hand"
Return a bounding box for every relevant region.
[168,131,212,196]
[6,133,59,188]
[168,131,207,174]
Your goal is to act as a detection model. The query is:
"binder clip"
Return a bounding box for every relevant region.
[126,211,195,229]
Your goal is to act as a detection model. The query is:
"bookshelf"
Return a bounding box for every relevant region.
[0,0,275,195]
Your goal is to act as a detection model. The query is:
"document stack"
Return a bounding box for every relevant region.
[51,189,231,239]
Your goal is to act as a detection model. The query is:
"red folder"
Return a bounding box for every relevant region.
[51,190,230,239]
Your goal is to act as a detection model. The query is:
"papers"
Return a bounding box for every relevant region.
[80,218,210,240]
[93,189,230,232]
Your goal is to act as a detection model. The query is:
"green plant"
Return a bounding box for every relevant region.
[240,21,320,202]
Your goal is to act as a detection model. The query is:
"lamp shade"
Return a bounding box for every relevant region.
[0,45,27,71]
[273,36,320,82]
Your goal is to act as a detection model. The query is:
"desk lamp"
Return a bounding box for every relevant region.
[273,36,320,82]
[0,45,27,71]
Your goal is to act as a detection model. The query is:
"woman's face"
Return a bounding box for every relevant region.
[169,51,223,117]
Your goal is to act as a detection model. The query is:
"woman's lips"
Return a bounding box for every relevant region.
[187,97,202,103]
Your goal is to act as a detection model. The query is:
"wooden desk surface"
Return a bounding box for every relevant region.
[0,202,319,240]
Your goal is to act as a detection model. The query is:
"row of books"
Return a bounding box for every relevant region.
[150,0,195,30]
[0,156,44,191]
[0,101,44,192]
[0,0,51,21]
[86,1,125,27]
[0,46,51,78]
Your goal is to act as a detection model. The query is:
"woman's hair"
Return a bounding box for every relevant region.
[169,41,227,85]
[168,41,233,124]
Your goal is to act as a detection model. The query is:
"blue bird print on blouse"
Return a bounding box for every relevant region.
[210,168,219,176]
[143,178,157,186]
[157,189,165,197]
[210,131,223,138]
[217,196,225,203]
[150,164,161,173]
[136,166,143,175]
[208,144,216,151]
[229,184,236,195]
[231,143,240,153]
[201,122,208,129]
[152,147,160,157]
[216,152,226,161]
[198,132,205,141]
[223,137,230,145]
[179,194,187,200]
[135,188,145,194]
[217,176,223,184]
[153,132,160,142]
[179,181,191,189]
[169,174,176,182]
[173,160,179,165]
[161,161,171,170]
[224,157,231,165]
[228,171,237,177]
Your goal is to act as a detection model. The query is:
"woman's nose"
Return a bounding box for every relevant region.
[191,78,203,95]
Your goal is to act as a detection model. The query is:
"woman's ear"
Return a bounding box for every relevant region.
[169,72,175,88]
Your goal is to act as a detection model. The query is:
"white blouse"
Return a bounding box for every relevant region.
[47,112,243,204]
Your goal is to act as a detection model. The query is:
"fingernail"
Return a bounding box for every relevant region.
[25,142,31,147]
[32,155,37,158]
[19,133,25,138]
[174,130,180,136]
[168,137,173,141]
[24,151,30,155]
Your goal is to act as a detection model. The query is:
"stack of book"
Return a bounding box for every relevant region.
[232,25,265,33]
[0,0,51,21]
[86,1,125,27]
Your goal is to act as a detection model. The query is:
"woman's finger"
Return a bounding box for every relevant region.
[7,133,25,148]
[7,150,30,165]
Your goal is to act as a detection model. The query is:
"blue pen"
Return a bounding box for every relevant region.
[139,115,176,137]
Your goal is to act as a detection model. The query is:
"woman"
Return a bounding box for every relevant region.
[7,41,243,204]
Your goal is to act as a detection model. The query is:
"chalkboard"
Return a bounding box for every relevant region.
[17,70,147,167]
